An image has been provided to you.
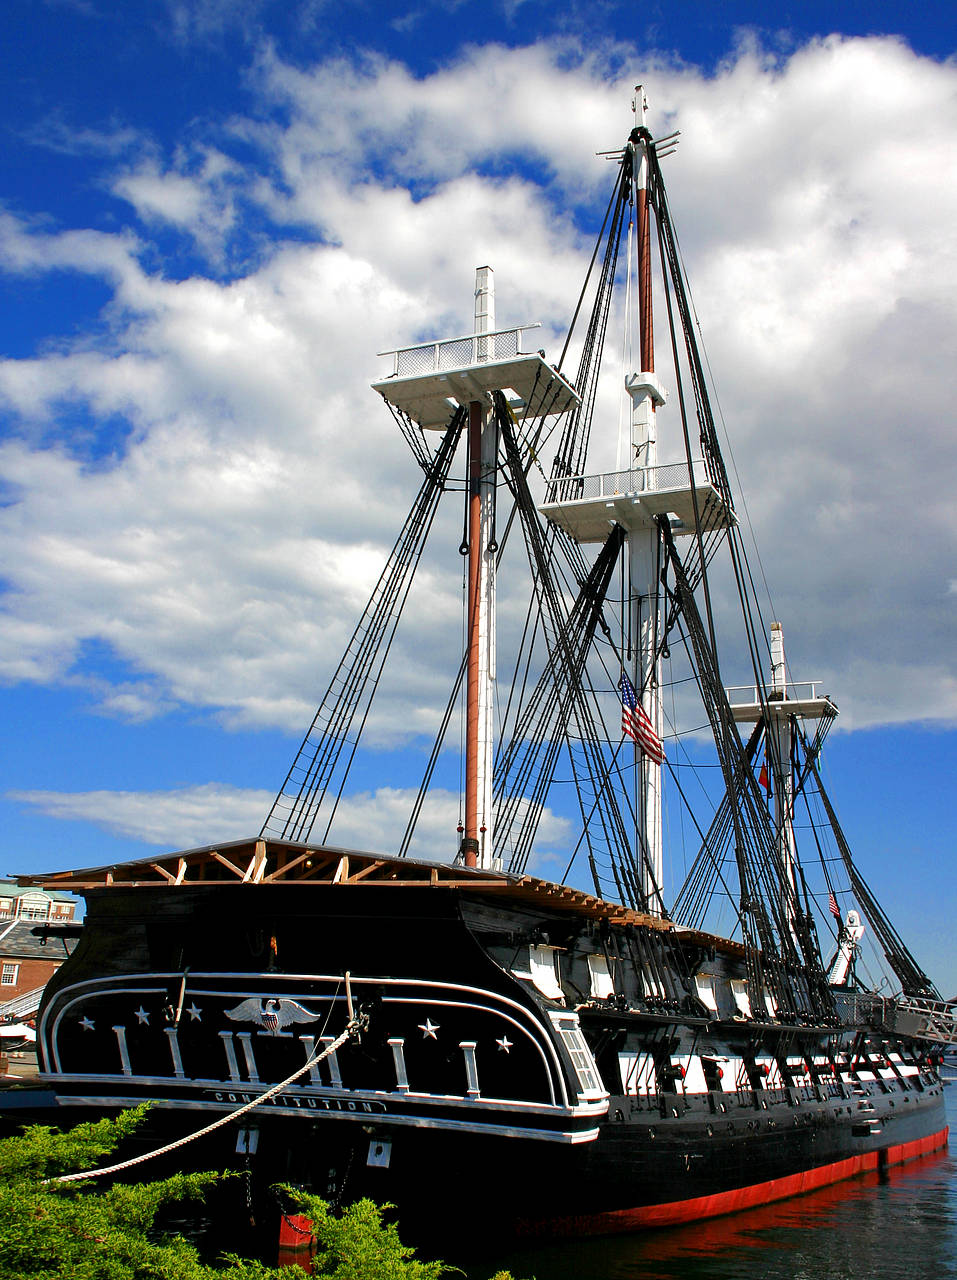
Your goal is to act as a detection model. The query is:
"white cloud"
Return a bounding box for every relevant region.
[0,33,955,750]
[21,116,143,159]
[9,782,571,871]
[315,786,572,868]
[9,783,273,849]
[162,0,270,43]
[112,147,243,263]
[0,212,140,282]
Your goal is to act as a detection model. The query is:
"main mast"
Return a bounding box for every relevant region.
[627,88,668,912]
[539,92,734,914]
[767,621,797,911]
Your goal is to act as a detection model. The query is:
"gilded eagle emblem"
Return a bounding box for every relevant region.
[225,997,319,1035]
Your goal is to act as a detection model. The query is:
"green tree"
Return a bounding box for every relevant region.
[275,1191,448,1280]
[0,1108,519,1279]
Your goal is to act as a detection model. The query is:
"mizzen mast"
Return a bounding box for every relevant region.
[463,267,498,869]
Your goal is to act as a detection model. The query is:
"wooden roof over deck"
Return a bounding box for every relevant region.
[15,837,679,932]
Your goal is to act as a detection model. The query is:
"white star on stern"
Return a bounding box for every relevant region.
[418,1019,440,1040]
[186,1003,202,1021]
[134,1006,150,1025]
[79,1017,94,1032]
[496,1036,513,1053]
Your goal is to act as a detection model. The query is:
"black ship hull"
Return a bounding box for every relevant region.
[28,858,949,1240]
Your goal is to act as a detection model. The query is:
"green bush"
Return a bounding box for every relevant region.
[0,1108,520,1279]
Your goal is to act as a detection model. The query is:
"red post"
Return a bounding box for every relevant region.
[278,1213,315,1273]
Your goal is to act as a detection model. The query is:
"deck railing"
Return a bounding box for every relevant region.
[543,459,713,505]
[891,995,957,1045]
[725,681,826,706]
[380,324,543,378]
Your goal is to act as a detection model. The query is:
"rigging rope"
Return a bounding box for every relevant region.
[53,1020,360,1185]
[494,401,628,880]
[261,413,462,845]
[803,744,938,999]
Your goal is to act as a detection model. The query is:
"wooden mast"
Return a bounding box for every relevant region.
[462,268,497,869]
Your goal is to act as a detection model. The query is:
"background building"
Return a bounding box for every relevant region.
[0,883,78,1007]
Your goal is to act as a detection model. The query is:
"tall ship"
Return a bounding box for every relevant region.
[17,94,953,1238]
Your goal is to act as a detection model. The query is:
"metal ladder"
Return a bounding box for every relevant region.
[890,995,957,1046]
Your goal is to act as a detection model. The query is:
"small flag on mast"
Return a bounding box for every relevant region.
[828,891,841,920]
[758,760,769,791]
[619,674,664,764]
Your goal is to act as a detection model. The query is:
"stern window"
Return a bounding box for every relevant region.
[550,1014,605,1099]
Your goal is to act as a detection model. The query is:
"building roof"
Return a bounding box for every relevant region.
[0,879,76,905]
[0,920,77,962]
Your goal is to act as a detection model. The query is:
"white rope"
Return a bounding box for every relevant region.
[53,1021,359,1184]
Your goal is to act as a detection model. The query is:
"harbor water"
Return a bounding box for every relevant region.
[459,1087,957,1280]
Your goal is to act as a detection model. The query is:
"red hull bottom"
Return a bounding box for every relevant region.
[543,1125,950,1236]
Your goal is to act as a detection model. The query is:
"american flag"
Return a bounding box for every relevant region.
[619,674,663,764]
[828,891,842,920]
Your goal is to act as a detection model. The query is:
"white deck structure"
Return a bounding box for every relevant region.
[373,324,578,430]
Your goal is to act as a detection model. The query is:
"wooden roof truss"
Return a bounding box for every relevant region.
[16,838,675,931]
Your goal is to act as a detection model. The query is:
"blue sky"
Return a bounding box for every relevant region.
[1,0,955,992]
